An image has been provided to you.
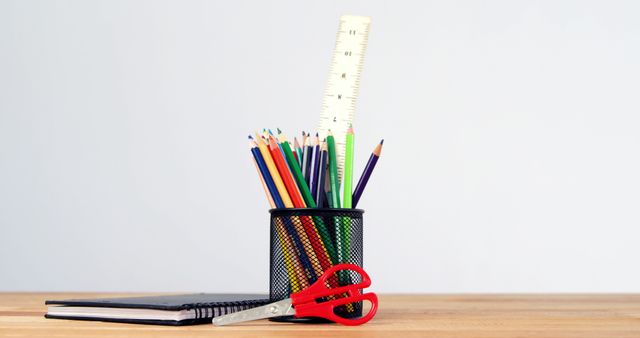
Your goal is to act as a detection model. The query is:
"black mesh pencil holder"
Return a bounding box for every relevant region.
[269,208,364,323]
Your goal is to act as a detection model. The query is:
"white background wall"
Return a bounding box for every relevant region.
[1,0,640,293]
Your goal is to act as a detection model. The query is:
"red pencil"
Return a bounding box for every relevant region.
[269,135,337,282]
[268,136,306,208]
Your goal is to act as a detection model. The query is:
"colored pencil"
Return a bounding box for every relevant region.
[251,149,275,209]
[277,132,317,208]
[294,137,303,168]
[273,218,310,291]
[301,137,310,186]
[268,136,306,208]
[274,131,346,304]
[249,137,283,208]
[302,131,309,151]
[343,125,355,209]
[277,132,339,263]
[325,189,333,208]
[341,126,355,266]
[268,136,327,280]
[326,130,347,274]
[326,130,341,209]
[311,137,323,205]
[292,148,299,166]
[250,140,309,291]
[252,159,303,290]
[303,135,314,186]
[260,132,323,279]
[254,133,293,208]
[301,131,309,175]
[352,139,384,208]
[323,161,332,208]
[249,128,366,310]
[251,159,298,289]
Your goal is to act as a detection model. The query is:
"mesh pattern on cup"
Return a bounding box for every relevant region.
[269,208,364,320]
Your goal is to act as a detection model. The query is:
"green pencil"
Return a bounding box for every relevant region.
[343,125,354,208]
[326,131,341,209]
[278,133,315,207]
[277,131,338,264]
[326,130,345,268]
[324,167,333,208]
[341,125,355,264]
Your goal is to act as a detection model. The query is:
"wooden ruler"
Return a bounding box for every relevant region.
[318,15,371,182]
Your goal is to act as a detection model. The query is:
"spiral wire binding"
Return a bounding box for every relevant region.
[185,300,267,322]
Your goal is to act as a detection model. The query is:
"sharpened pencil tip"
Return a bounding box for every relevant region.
[276,128,282,134]
[380,139,384,144]
[248,135,253,139]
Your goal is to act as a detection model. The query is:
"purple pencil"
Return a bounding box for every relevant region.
[315,141,328,208]
[302,133,314,186]
[310,133,321,202]
[352,139,384,208]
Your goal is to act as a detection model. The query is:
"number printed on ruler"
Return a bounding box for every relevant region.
[318,15,371,182]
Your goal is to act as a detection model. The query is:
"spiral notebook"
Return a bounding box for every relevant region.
[45,293,270,326]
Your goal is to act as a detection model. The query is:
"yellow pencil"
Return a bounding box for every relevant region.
[274,220,310,291]
[254,132,293,208]
[251,152,276,209]
[256,133,322,282]
[251,158,300,291]
[251,144,310,291]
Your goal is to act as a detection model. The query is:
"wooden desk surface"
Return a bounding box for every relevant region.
[1,293,639,337]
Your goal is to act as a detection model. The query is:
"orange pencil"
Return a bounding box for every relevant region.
[268,136,306,208]
[268,136,324,278]
[254,133,293,208]
[253,141,312,289]
[252,155,275,208]
[252,157,306,289]
[270,134,337,276]
[274,218,310,290]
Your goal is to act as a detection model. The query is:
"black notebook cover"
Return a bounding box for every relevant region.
[45,293,269,326]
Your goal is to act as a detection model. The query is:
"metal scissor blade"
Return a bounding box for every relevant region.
[212,299,295,326]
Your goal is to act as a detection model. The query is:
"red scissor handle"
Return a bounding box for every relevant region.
[290,264,378,326]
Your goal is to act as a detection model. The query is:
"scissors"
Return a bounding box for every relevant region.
[212,264,378,326]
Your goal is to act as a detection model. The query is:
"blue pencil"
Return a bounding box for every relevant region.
[315,141,328,208]
[310,134,321,203]
[250,139,283,208]
[249,136,317,282]
[302,137,312,186]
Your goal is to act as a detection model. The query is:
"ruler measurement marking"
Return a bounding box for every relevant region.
[317,15,370,183]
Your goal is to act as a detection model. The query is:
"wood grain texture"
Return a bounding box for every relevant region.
[1,293,639,337]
